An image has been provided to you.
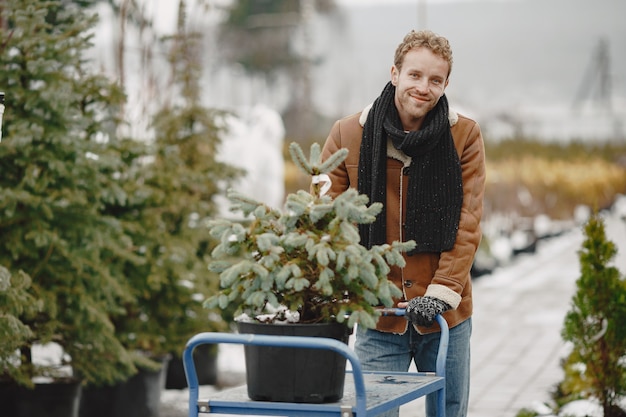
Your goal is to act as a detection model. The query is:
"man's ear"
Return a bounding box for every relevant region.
[391,65,399,86]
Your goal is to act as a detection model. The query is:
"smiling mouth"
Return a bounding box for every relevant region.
[411,95,430,104]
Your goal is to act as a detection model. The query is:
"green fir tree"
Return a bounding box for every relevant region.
[0,0,139,386]
[560,212,626,417]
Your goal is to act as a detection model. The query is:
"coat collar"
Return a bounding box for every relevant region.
[358,102,459,128]
[358,102,459,167]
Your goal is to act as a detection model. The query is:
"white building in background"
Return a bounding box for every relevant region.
[214,105,286,219]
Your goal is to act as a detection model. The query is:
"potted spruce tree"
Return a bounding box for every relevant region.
[204,142,415,403]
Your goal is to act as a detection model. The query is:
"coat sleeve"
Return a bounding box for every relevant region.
[320,116,361,198]
[425,118,486,307]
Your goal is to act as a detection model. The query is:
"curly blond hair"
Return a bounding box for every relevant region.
[393,30,453,77]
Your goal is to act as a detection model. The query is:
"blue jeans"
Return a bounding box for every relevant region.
[354,318,471,417]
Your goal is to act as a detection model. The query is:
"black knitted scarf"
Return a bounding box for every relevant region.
[358,82,463,255]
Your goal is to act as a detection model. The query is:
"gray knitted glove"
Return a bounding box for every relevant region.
[405,296,451,327]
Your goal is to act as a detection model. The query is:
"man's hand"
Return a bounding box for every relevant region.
[404,296,451,327]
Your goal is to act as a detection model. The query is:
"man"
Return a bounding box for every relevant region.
[321,30,486,417]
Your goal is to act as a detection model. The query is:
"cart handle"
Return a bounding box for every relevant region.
[183,313,448,417]
[378,309,449,381]
[378,309,449,415]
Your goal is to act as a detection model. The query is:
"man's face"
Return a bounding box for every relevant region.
[391,47,449,131]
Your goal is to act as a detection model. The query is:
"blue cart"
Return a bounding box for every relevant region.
[183,313,448,417]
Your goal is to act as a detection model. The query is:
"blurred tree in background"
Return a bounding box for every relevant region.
[104,0,241,364]
[219,0,340,142]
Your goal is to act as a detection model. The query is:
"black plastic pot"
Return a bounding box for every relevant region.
[165,344,218,389]
[78,358,168,417]
[237,321,350,404]
[1,379,82,417]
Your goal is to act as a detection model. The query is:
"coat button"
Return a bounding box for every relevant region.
[403,280,413,288]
